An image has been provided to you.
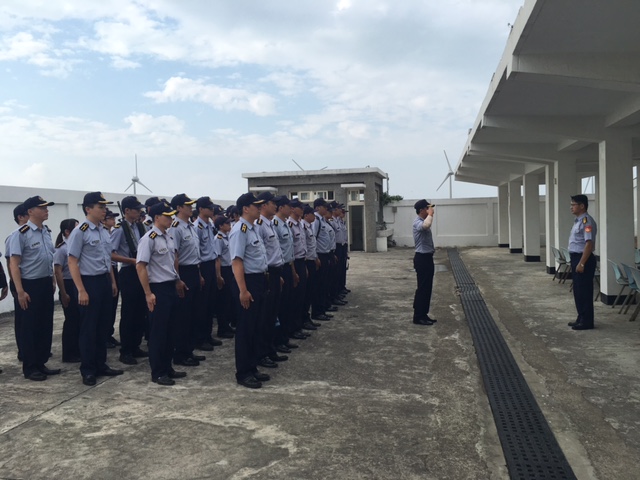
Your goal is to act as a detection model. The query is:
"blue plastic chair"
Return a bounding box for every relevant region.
[620,264,639,317]
[627,267,640,321]
[608,260,629,308]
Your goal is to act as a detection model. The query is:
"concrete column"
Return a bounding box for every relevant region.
[554,159,577,253]
[636,173,640,248]
[508,179,523,253]
[522,173,540,261]
[599,137,634,304]
[545,164,556,273]
[498,184,509,247]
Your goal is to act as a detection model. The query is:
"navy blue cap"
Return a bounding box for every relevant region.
[122,195,144,210]
[23,196,55,210]
[196,196,214,210]
[148,201,176,218]
[256,191,276,203]
[236,193,264,209]
[274,195,290,207]
[82,192,112,206]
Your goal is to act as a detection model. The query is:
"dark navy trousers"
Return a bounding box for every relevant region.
[413,252,434,319]
[570,252,597,328]
[79,273,112,377]
[20,277,54,377]
[149,281,179,379]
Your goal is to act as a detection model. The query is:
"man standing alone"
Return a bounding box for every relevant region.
[567,194,597,331]
[412,199,436,326]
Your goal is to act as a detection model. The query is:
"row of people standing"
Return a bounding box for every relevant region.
[1,191,349,388]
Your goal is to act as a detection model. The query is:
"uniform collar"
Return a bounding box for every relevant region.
[151,225,165,236]
[288,216,299,226]
[575,212,588,223]
[175,216,191,227]
[27,220,40,231]
[239,217,254,230]
[259,214,273,226]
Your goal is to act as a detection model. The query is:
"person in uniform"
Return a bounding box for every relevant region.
[5,203,29,362]
[311,198,334,321]
[103,209,122,349]
[288,199,314,333]
[213,215,236,336]
[412,199,437,326]
[111,196,149,365]
[301,205,321,333]
[53,218,81,363]
[9,196,59,381]
[253,191,287,368]
[67,192,123,386]
[332,203,350,299]
[136,201,187,386]
[229,192,270,389]
[169,193,203,367]
[567,194,598,331]
[193,196,223,351]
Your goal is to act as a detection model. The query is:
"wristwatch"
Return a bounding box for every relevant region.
[579,263,584,267]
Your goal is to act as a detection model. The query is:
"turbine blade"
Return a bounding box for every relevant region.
[124,182,134,192]
[436,172,453,191]
[137,181,152,193]
[443,150,453,172]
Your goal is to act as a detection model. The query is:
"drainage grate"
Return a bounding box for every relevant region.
[448,248,576,480]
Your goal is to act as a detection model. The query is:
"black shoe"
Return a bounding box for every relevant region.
[191,354,206,361]
[238,376,262,389]
[208,338,223,347]
[169,370,187,379]
[413,318,434,326]
[119,353,138,365]
[25,371,47,381]
[312,314,331,321]
[106,341,117,349]
[217,332,235,339]
[311,321,322,327]
[285,342,299,349]
[276,345,291,353]
[38,366,61,375]
[290,332,307,340]
[326,306,338,312]
[62,356,81,363]
[174,357,199,367]
[153,376,175,386]
[109,336,121,346]
[82,374,96,386]
[568,321,580,327]
[195,343,214,351]
[342,288,351,294]
[302,322,317,331]
[258,357,278,368]
[269,353,288,362]
[332,299,347,306]
[254,372,270,382]
[132,348,149,358]
[298,330,311,337]
[425,315,437,323]
[98,367,124,376]
[572,324,594,330]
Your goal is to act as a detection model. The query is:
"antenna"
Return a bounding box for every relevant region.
[124,154,153,195]
[436,150,454,199]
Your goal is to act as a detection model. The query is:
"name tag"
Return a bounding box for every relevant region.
[158,247,168,254]
[90,239,100,246]
[30,242,41,248]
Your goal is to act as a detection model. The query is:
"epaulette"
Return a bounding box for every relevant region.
[273,219,279,226]
[197,223,203,229]
[45,225,52,233]
[150,232,158,239]
[288,221,293,227]
[582,217,588,224]
[328,218,334,222]
[80,223,89,232]
[55,241,65,248]
[19,224,30,234]
[113,224,121,228]
[241,224,248,233]
[144,219,152,226]
[256,218,263,225]
[172,220,179,227]
[216,234,223,239]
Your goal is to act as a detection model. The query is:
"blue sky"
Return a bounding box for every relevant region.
[0,0,523,201]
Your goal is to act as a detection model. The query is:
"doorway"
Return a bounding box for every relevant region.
[349,205,364,251]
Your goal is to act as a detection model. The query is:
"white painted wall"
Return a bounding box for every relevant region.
[0,185,232,314]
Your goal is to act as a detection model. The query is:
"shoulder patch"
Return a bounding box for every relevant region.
[80,223,89,232]
[144,219,152,226]
[172,220,179,227]
[288,221,293,227]
[197,223,203,229]
[257,218,263,225]
[216,234,223,239]
[113,224,121,229]
[273,219,279,226]
[149,232,158,239]
[19,224,30,234]
[582,217,588,224]
[45,225,52,233]
[241,224,248,233]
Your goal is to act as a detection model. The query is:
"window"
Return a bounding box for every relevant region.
[300,192,311,201]
[349,189,364,202]
[313,191,335,201]
[290,192,298,199]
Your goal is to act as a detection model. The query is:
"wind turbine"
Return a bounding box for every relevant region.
[436,150,454,199]
[124,154,152,195]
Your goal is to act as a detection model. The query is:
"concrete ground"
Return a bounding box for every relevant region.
[0,247,638,479]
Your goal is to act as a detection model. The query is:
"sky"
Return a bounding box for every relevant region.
[0,0,524,201]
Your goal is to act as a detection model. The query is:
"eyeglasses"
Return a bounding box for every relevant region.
[570,203,579,206]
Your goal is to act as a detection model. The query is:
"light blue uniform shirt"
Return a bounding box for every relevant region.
[302,219,317,260]
[312,213,332,254]
[5,231,17,259]
[273,217,294,263]
[333,217,348,245]
[53,241,72,280]
[9,220,55,279]
[169,217,201,266]
[326,218,337,251]
[67,220,113,276]
[413,216,435,254]
[255,215,284,267]
[111,221,145,268]
[288,217,307,260]
[136,226,179,283]
[195,217,218,262]
[569,212,597,253]
[214,232,231,267]
[229,217,267,274]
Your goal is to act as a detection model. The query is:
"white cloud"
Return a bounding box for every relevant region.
[111,56,140,69]
[145,76,277,116]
